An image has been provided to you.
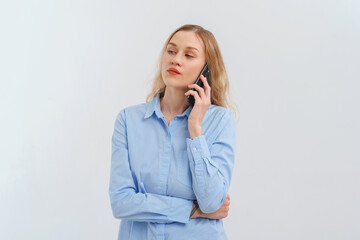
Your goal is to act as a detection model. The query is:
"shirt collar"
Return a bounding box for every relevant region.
[144,93,192,119]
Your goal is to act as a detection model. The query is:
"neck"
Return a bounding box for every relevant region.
[160,87,189,116]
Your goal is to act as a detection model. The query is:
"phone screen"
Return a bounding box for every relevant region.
[186,63,211,108]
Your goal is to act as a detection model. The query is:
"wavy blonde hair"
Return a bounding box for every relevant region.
[146,24,239,120]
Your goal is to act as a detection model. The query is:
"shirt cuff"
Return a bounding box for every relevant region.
[186,135,211,158]
[168,197,194,223]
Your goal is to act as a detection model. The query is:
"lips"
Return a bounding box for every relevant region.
[167,68,180,74]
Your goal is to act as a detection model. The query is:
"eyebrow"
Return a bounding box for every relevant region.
[168,42,199,52]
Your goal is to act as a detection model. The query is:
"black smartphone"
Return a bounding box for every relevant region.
[187,63,211,108]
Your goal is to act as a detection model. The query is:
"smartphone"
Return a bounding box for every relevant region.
[187,63,212,108]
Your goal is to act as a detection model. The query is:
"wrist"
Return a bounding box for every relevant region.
[189,126,202,139]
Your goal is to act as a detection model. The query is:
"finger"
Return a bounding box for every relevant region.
[188,83,205,99]
[185,90,201,103]
[200,75,211,96]
[222,199,229,206]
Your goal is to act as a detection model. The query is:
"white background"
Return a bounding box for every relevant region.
[1,0,359,239]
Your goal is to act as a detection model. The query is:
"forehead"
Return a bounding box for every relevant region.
[167,31,204,52]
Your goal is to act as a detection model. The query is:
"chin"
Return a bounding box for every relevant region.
[164,81,187,90]
[163,73,189,88]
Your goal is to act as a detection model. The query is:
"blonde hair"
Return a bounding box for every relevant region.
[146,24,239,120]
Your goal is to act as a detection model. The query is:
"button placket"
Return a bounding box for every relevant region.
[157,116,172,194]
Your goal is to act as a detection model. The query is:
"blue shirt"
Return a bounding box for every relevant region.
[109,93,236,240]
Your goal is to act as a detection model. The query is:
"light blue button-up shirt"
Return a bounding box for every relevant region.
[109,93,236,240]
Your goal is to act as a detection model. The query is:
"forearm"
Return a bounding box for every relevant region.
[109,188,193,223]
[187,110,236,213]
[186,135,231,213]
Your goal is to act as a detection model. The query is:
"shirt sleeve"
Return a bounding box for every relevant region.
[109,109,193,224]
[185,110,236,214]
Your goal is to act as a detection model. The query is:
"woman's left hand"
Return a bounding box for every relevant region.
[185,74,211,139]
[191,194,231,219]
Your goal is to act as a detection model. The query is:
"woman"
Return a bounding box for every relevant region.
[109,24,237,240]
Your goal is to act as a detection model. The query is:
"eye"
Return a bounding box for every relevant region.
[167,50,175,54]
[186,54,194,58]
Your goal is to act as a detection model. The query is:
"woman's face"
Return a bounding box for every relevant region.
[161,31,206,91]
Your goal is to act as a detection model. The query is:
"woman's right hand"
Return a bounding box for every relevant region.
[191,194,230,219]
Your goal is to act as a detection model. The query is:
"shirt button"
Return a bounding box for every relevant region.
[187,147,189,151]
[192,147,197,151]
[196,172,200,175]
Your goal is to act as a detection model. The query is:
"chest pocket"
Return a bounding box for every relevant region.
[176,150,193,188]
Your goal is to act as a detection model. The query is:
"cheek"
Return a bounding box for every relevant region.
[186,66,201,82]
[161,55,170,70]
[162,53,170,63]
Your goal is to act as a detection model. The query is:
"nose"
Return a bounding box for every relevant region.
[171,53,182,66]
